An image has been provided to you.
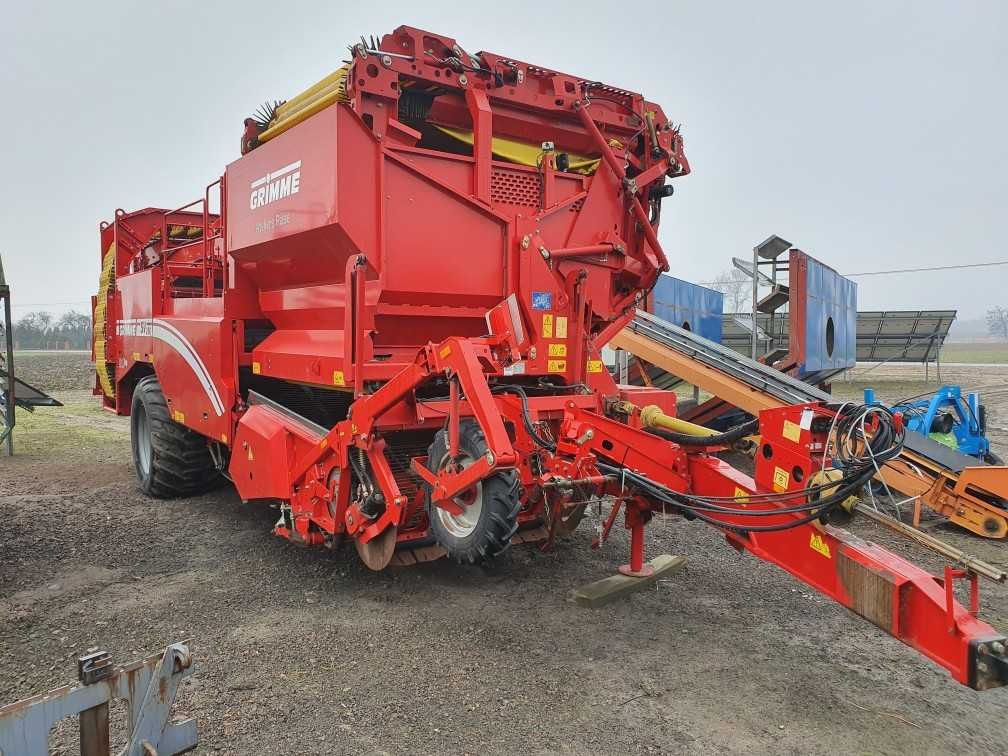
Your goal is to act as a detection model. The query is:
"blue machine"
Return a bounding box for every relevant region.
[864,385,1001,464]
[652,275,723,343]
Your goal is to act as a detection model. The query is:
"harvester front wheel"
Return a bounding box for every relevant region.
[425,421,521,564]
[131,375,219,498]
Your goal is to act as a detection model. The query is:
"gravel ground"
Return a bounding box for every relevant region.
[2,355,1007,754]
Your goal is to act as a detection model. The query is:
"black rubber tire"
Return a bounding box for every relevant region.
[131,375,219,498]
[424,421,521,564]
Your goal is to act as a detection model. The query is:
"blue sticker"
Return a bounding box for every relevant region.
[531,291,553,311]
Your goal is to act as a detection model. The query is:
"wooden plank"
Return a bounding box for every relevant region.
[570,554,687,608]
[79,702,110,756]
[390,550,417,567]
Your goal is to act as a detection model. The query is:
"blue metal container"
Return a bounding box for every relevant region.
[652,275,724,343]
[802,257,856,373]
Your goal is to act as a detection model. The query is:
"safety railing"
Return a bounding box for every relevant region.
[158,177,226,304]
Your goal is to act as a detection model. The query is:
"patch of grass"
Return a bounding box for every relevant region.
[10,398,128,456]
[940,342,1008,364]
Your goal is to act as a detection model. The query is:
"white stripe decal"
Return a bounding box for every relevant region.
[119,318,225,416]
[250,160,301,189]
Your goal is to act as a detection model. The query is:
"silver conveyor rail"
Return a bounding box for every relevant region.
[627,310,831,407]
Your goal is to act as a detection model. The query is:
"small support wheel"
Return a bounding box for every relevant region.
[424,421,521,564]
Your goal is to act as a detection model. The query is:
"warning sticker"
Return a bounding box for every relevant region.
[809,532,832,558]
[332,370,345,387]
[542,314,554,338]
[733,487,749,503]
[548,342,567,357]
[772,466,790,492]
[547,359,566,373]
[556,316,568,339]
[782,420,801,443]
[586,359,604,373]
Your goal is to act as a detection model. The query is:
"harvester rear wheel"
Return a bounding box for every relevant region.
[425,421,520,564]
[131,375,220,498]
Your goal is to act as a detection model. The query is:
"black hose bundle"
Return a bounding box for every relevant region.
[491,384,559,452]
[598,403,905,533]
[502,389,904,534]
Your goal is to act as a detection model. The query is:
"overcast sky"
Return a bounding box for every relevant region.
[2,1,1005,320]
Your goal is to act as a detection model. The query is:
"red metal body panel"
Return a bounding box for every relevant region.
[93,25,1006,690]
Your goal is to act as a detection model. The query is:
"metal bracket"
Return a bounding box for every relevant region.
[78,650,114,685]
[0,642,197,756]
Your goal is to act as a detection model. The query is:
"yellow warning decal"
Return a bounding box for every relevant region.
[439,345,452,358]
[172,410,185,424]
[548,343,567,357]
[252,361,261,375]
[809,532,832,558]
[332,370,345,387]
[734,487,749,502]
[547,359,566,373]
[542,313,554,338]
[586,359,603,373]
[556,316,568,339]
[782,420,802,443]
[132,352,141,362]
[772,466,789,492]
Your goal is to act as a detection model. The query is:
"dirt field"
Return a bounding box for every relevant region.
[2,352,1008,754]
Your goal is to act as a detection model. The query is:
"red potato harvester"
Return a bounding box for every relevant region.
[92,26,1007,689]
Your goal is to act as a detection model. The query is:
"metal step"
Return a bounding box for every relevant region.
[764,347,790,366]
[0,367,62,410]
[756,284,790,313]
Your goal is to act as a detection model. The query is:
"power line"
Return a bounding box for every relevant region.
[844,260,1008,277]
[695,259,1008,286]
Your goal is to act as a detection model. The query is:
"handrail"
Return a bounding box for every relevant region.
[203,178,223,296]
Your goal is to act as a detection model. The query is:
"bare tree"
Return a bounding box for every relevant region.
[988,307,1008,340]
[10,310,91,349]
[708,269,750,314]
[53,310,92,349]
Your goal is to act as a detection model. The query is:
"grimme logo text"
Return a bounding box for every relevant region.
[116,320,152,337]
[249,160,301,209]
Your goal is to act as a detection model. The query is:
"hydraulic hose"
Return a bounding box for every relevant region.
[644,417,759,447]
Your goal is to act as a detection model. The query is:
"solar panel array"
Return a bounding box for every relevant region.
[720,310,956,364]
[855,310,957,363]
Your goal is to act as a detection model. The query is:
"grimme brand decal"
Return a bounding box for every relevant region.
[249,160,301,209]
[116,318,225,416]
